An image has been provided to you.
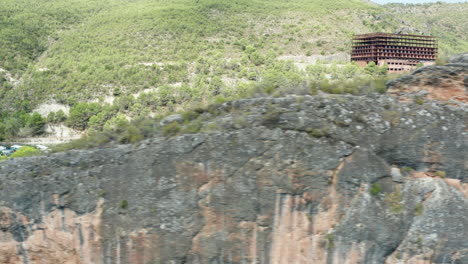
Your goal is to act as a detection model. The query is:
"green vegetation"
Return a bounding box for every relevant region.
[10,146,41,158]
[308,127,331,138]
[385,187,404,214]
[0,146,43,162]
[67,103,103,130]
[320,233,335,249]
[182,119,203,134]
[120,200,128,209]
[0,0,112,74]
[434,170,446,178]
[370,183,383,196]
[0,111,46,140]
[416,235,423,245]
[0,0,466,142]
[163,122,182,137]
[0,0,382,106]
[415,202,423,216]
[402,166,414,173]
[261,110,282,127]
[47,110,67,124]
[325,234,335,249]
[53,116,159,152]
[385,2,468,56]
[414,97,424,105]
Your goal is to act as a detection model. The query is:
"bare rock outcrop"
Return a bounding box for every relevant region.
[0,93,466,263]
[386,53,468,107]
[448,53,468,64]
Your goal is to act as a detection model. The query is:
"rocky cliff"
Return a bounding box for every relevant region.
[0,78,467,263]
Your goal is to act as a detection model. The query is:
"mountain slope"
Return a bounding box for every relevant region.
[384,2,468,56]
[2,0,467,105]
[2,0,381,104]
[0,0,467,141]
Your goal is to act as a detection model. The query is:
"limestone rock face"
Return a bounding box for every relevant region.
[0,93,466,263]
[386,54,468,106]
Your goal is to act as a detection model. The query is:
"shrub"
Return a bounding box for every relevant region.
[117,125,144,144]
[213,97,227,104]
[370,183,382,196]
[120,200,128,209]
[249,51,265,66]
[11,146,41,158]
[182,119,203,134]
[414,97,424,105]
[48,110,67,124]
[434,170,446,178]
[55,110,67,122]
[261,110,281,127]
[414,203,423,216]
[402,166,414,173]
[325,234,334,249]
[384,187,404,214]
[47,112,56,123]
[163,122,181,137]
[308,127,330,138]
[113,87,122,96]
[67,103,102,130]
[201,122,220,133]
[372,78,387,93]
[28,112,46,135]
[435,57,448,66]
[182,110,200,123]
[233,116,248,128]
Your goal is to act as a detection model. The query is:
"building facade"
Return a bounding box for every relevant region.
[351,33,437,72]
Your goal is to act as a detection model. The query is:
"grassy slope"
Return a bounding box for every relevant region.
[1,0,379,106]
[384,2,468,56]
[0,0,466,111]
[0,0,115,73]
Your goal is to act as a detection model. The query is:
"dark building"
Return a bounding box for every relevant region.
[351,33,438,72]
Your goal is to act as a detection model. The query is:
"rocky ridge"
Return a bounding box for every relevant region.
[387,53,468,108]
[0,75,467,263]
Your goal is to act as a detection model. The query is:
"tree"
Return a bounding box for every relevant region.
[2,117,22,138]
[67,103,102,130]
[364,61,387,76]
[28,112,46,135]
[364,61,377,75]
[306,63,326,81]
[55,110,67,122]
[342,63,359,79]
[47,112,56,123]
[379,64,388,76]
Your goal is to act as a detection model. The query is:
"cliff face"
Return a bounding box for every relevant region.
[0,92,467,263]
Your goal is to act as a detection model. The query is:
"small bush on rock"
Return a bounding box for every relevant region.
[11,146,41,158]
[370,183,382,196]
[120,200,128,209]
[163,122,181,137]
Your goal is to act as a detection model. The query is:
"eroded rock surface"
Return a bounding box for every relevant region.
[0,94,466,263]
[387,54,468,107]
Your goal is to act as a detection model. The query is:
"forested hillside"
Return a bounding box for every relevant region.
[385,2,468,55]
[0,0,467,141]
